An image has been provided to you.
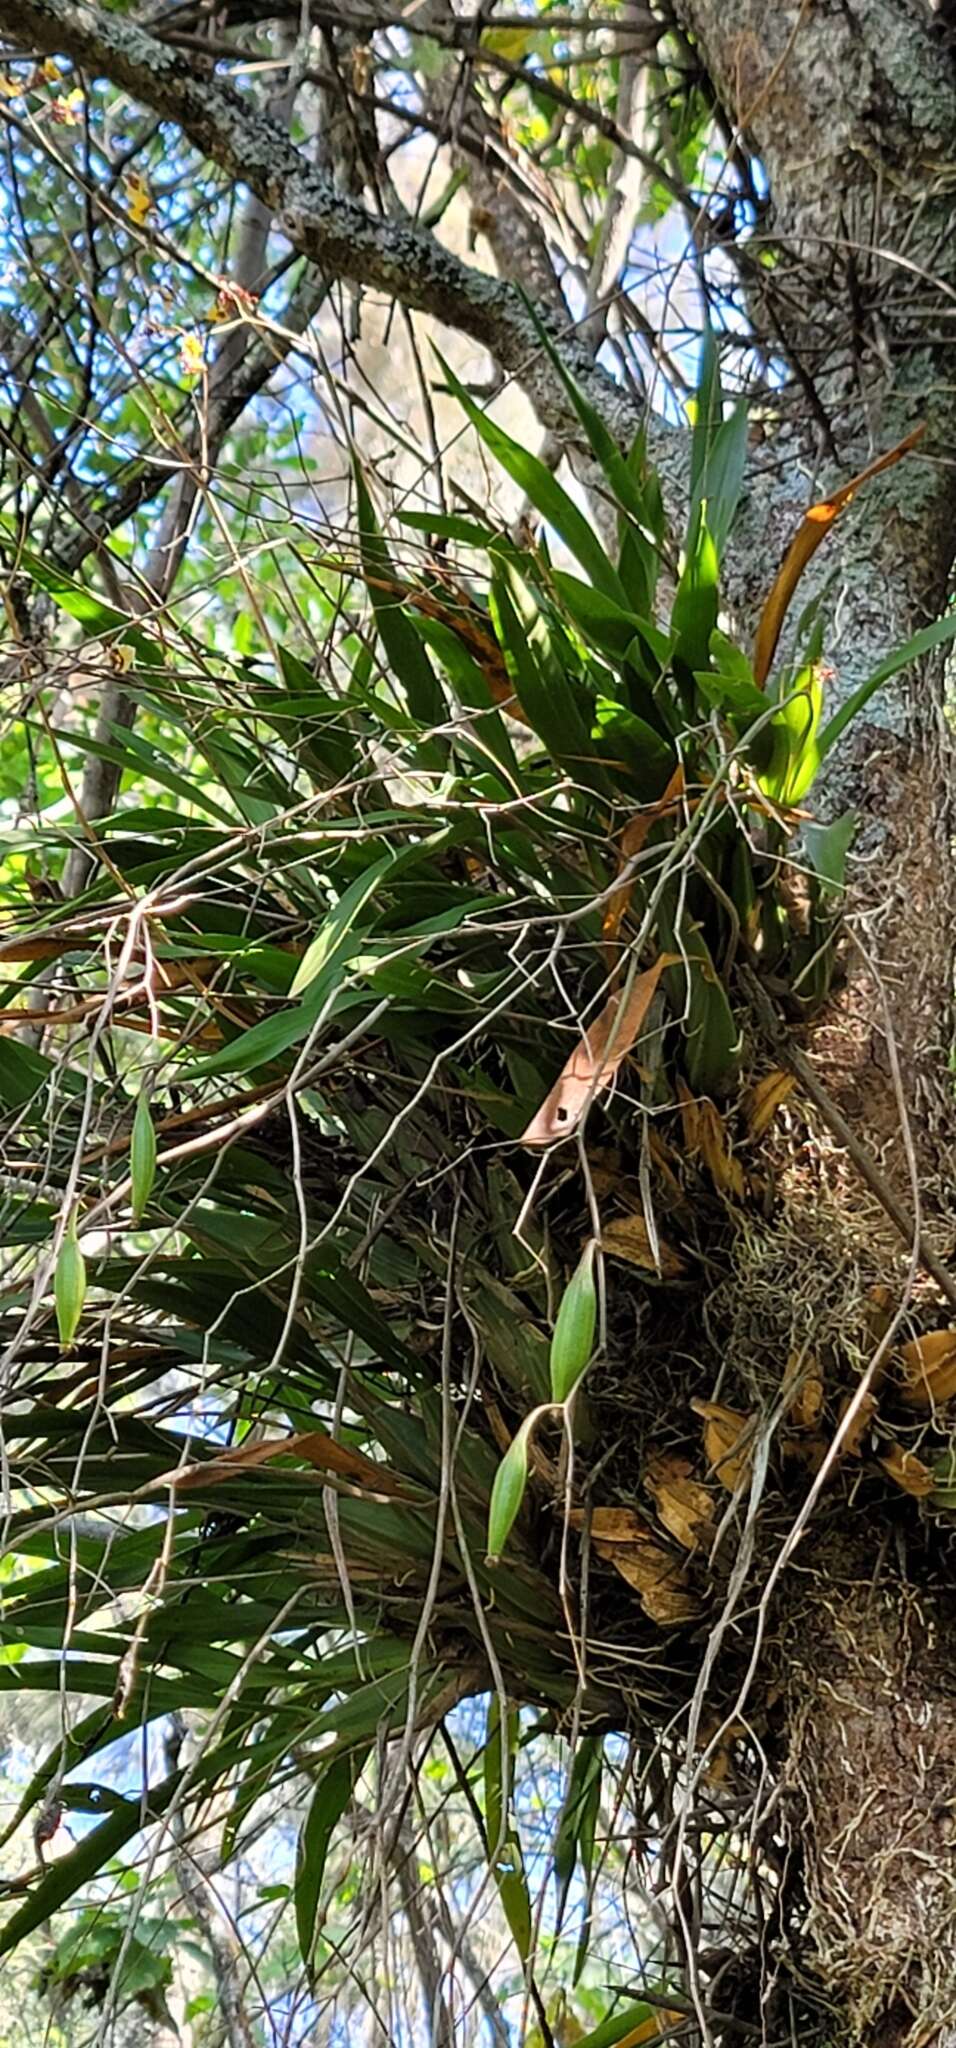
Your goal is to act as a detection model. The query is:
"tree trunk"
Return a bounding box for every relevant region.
[782,1528,956,2045]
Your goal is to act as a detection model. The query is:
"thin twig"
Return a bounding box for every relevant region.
[742,965,956,1310]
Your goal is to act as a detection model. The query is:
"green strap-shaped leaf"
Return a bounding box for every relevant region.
[689,324,723,507]
[290,851,396,998]
[513,291,664,611]
[435,349,629,605]
[353,462,447,731]
[484,1695,533,1964]
[553,1732,603,1932]
[576,1999,671,2048]
[489,557,609,794]
[591,698,675,801]
[698,404,749,563]
[295,1744,371,1976]
[661,908,740,1093]
[803,810,857,898]
[672,515,719,680]
[0,1770,183,1960]
[815,609,956,765]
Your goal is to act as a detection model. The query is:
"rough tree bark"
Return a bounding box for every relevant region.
[680,0,956,1140]
[673,7,956,2036]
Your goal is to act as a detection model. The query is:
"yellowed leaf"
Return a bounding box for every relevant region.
[899,1329,956,1409]
[690,1397,753,1491]
[643,1452,715,1550]
[157,1427,409,1497]
[123,172,152,227]
[867,1283,895,1345]
[697,1097,746,1200]
[676,1074,700,1155]
[647,1129,687,1203]
[616,2013,686,2048]
[107,641,136,675]
[698,1715,749,1788]
[522,956,676,1146]
[602,1541,701,1625]
[572,1505,656,1544]
[179,331,205,378]
[587,1147,624,1197]
[752,426,925,686]
[835,1390,877,1457]
[599,1212,686,1279]
[744,1067,795,1141]
[602,766,686,961]
[782,1433,828,1473]
[783,1353,824,1429]
[50,85,84,125]
[879,1443,935,1498]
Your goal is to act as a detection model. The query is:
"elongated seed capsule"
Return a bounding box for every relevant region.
[550,1242,597,1403]
[130,1092,157,1225]
[487,1413,537,1563]
[55,1215,87,1350]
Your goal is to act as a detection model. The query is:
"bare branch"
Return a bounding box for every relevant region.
[0,0,645,443]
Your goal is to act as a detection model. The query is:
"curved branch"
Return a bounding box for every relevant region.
[0,0,644,445]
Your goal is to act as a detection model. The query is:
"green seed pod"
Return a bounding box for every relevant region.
[55,1214,87,1351]
[549,1242,597,1404]
[486,1413,536,1564]
[130,1091,157,1225]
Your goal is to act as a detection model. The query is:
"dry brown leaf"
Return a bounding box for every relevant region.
[898,1330,956,1409]
[643,1452,715,1550]
[690,1397,753,1492]
[752,425,926,685]
[521,956,676,1146]
[644,1449,692,1483]
[676,1074,700,1155]
[647,1129,687,1204]
[572,1505,656,1544]
[743,1068,796,1142]
[587,1148,624,1197]
[159,1427,409,1497]
[604,1540,701,1625]
[696,1097,747,1201]
[879,1442,935,1498]
[599,1212,686,1280]
[617,2008,687,2047]
[698,1716,749,1788]
[602,765,687,960]
[782,1434,828,1473]
[835,1390,877,1458]
[783,1353,825,1430]
[867,1283,895,1345]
